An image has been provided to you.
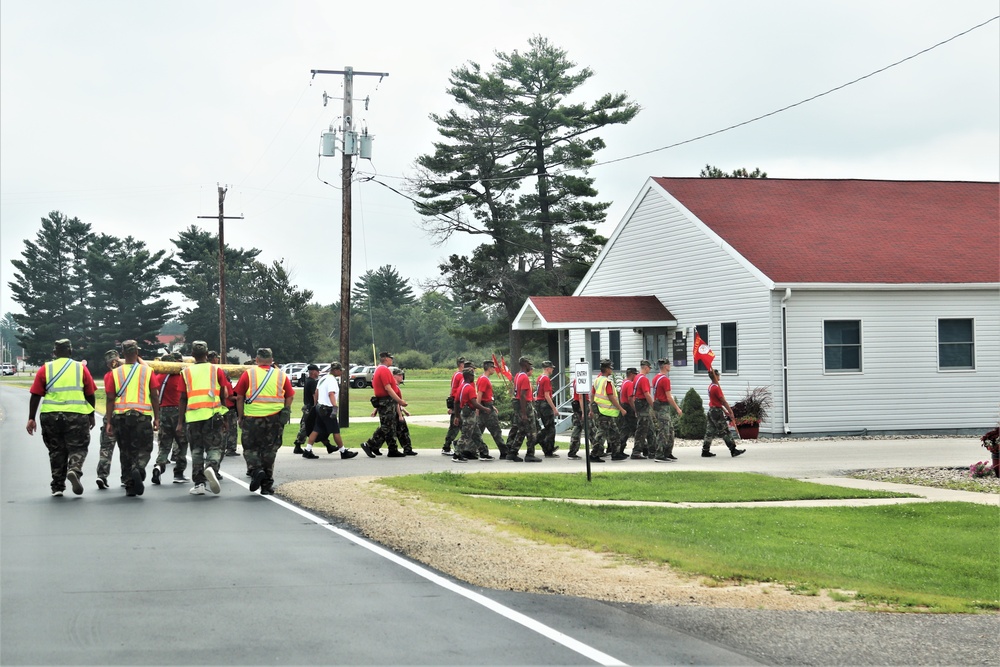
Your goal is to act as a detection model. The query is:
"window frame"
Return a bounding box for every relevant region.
[822,319,863,374]
[590,330,601,371]
[937,317,976,371]
[609,330,621,371]
[720,322,738,374]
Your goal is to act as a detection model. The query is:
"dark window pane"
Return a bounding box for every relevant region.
[824,320,861,371]
[610,330,621,369]
[940,343,974,368]
[824,320,860,345]
[721,322,737,372]
[590,331,601,371]
[939,319,973,344]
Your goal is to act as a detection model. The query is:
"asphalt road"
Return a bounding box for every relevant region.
[2,384,997,666]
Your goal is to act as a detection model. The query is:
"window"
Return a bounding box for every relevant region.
[824,320,861,372]
[590,331,601,371]
[721,322,738,373]
[609,330,621,370]
[695,324,709,372]
[939,319,975,369]
[645,331,667,364]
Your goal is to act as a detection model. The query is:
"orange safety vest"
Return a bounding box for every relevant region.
[113,363,153,414]
[243,366,286,417]
[182,363,221,423]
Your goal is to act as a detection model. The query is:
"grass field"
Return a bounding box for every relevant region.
[380,472,1000,613]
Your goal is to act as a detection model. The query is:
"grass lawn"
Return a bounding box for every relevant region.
[380,472,1000,613]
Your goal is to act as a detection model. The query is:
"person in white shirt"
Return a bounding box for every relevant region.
[303,363,358,459]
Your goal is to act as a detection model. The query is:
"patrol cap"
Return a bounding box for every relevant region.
[456,356,466,365]
[482,360,495,368]
[207,350,219,359]
[329,362,343,371]
[640,359,652,368]
[53,338,73,354]
[256,347,273,360]
[392,367,404,376]
[462,366,475,377]
[519,356,533,367]
[541,360,554,368]
[191,341,208,354]
[379,351,393,359]
[160,354,173,362]
[463,361,476,369]
[599,358,614,370]
[626,367,638,375]
[307,364,320,371]
[104,349,120,362]
[657,357,671,367]
[171,351,184,361]
[121,340,138,353]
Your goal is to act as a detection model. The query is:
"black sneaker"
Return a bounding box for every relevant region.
[731,448,746,457]
[666,455,678,461]
[452,453,468,463]
[506,453,523,462]
[341,449,359,459]
[360,442,376,458]
[250,469,265,492]
[404,450,418,456]
[588,455,605,463]
[326,444,340,454]
[544,453,560,458]
[151,467,161,485]
[701,451,717,457]
[131,469,144,496]
[629,454,645,460]
[524,455,542,462]
[226,450,239,457]
[479,453,494,460]
[293,445,304,455]
[611,453,628,461]
[96,477,108,490]
[386,449,406,458]
[259,485,274,496]
[441,447,452,456]
[568,454,582,460]
[302,450,319,459]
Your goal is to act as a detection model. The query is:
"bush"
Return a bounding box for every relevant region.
[677,387,707,439]
[393,350,433,369]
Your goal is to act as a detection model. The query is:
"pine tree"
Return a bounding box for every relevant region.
[677,387,708,439]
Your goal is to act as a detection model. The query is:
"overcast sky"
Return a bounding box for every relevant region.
[2,0,997,321]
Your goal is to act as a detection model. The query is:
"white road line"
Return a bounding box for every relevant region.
[220,470,628,666]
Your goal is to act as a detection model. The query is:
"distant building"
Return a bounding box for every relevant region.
[514,178,999,436]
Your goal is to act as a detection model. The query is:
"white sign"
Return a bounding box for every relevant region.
[574,362,592,395]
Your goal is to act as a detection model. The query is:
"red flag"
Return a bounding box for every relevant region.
[498,354,512,380]
[693,332,715,370]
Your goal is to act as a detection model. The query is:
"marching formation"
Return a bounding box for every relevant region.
[25,337,745,498]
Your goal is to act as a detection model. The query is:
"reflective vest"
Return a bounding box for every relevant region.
[243,366,286,417]
[40,358,93,414]
[592,374,619,417]
[182,363,221,423]
[113,363,153,414]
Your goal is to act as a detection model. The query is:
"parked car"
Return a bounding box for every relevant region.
[349,365,404,388]
[295,363,328,386]
[1,363,15,376]
[281,362,308,378]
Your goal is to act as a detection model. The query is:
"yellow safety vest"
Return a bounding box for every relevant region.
[182,363,221,423]
[243,366,286,417]
[113,363,153,414]
[40,358,94,414]
[592,374,619,417]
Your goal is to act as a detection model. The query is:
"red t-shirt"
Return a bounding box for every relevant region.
[152,373,185,407]
[30,360,97,397]
[620,379,634,403]
[513,372,532,402]
[233,366,295,399]
[459,382,477,409]
[708,383,725,408]
[652,373,671,402]
[371,364,397,398]
[571,378,579,401]
[476,374,494,402]
[534,374,552,401]
[633,374,651,401]
[449,371,464,399]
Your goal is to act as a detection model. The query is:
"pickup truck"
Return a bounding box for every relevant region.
[349,365,405,389]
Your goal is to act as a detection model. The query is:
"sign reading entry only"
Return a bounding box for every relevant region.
[574,362,592,395]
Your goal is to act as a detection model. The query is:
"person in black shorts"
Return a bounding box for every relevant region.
[304,362,358,460]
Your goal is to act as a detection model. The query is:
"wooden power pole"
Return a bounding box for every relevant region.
[198,185,243,359]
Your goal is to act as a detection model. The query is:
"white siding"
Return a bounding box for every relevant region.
[782,289,1000,433]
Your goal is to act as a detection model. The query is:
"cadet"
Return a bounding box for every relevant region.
[26,338,97,497]
[505,357,541,463]
[178,341,230,495]
[476,360,508,458]
[631,360,655,459]
[95,349,128,489]
[534,360,560,458]
[234,348,294,495]
[617,367,638,458]
[651,358,683,462]
[453,366,491,462]
[209,350,240,457]
[589,359,626,462]
[703,368,745,458]
[441,356,466,455]
[360,352,407,458]
[152,353,188,485]
[105,340,161,497]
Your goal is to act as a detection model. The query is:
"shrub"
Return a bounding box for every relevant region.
[677,387,707,439]
[393,350,433,370]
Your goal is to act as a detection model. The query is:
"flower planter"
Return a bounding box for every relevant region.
[736,423,759,440]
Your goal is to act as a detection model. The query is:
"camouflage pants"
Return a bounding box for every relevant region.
[703,407,736,452]
[40,412,91,492]
[187,416,225,485]
[653,402,675,459]
[294,404,313,445]
[443,402,461,449]
[477,402,507,456]
[396,417,413,454]
[456,407,486,457]
[506,402,538,457]
[155,406,188,475]
[365,398,399,452]
[618,405,637,455]
[242,413,283,490]
[96,419,126,483]
[113,412,154,491]
[589,411,619,458]
[633,402,653,457]
[535,402,556,455]
[223,409,238,454]
[568,407,584,457]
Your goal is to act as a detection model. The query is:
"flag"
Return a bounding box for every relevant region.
[693,332,715,370]
[498,354,512,380]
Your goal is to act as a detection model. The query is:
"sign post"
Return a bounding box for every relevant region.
[574,362,593,481]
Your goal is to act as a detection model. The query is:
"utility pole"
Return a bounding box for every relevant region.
[198,185,243,359]
[311,66,388,428]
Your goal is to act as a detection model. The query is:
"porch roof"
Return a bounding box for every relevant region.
[512,296,677,331]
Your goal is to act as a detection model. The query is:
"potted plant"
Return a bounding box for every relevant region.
[981,426,999,479]
[731,385,772,439]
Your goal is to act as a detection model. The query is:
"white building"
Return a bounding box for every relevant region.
[514,178,1000,437]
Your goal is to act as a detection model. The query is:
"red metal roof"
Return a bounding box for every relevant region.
[652,178,1000,284]
[528,296,675,323]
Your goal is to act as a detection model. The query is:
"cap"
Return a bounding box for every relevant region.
[191,341,208,354]
[599,358,614,370]
[462,366,475,376]
[104,349,120,362]
[519,356,533,366]
[626,367,638,375]
[456,356,466,364]
[171,351,184,362]
[53,338,72,353]
[329,362,343,371]
[160,354,173,362]
[379,351,394,359]
[640,359,652,368]
[392,367,404,376]
[121,340,138,353]
[307,364,320,371]
[482,360,495,368]
[256,347,273,360]
[541,360,554,368]
[207,350,219,359]
[463,361,476,369]
[658,358,671,366]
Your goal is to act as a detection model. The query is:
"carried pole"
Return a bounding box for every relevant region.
[197,185,243,359]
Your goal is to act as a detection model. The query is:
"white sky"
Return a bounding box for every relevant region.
[2,0,997,320]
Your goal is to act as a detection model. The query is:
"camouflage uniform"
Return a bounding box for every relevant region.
[506,403,538,458]
[96,417,125,485]
[632,402,653,458]
[458,406,486,458]
[242,413,284,493]
[652,402,676,459]
[41,413,91,494]
[294,404,313,445]
[567,402,585,458]
[588,409,619,459]
[113,412,154,493]
[703,407,737,454]
[363,397,399,453]
[396,415,414,454]
[617,404,637,457]
[187,416,225,486]
[535,401,557,456]
[223,409,238,455]
[477,402,507,457]
[155,405,188,476]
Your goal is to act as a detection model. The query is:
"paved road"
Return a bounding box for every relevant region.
[2,384,997,666]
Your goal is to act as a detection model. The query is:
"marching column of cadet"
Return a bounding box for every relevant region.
[26,339,745,498]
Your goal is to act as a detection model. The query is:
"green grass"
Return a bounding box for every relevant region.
[379,472,1000,613]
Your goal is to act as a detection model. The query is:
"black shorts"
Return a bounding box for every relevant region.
[314,405,340,437]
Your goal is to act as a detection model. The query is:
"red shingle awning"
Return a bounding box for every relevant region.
[513,296,677,331]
